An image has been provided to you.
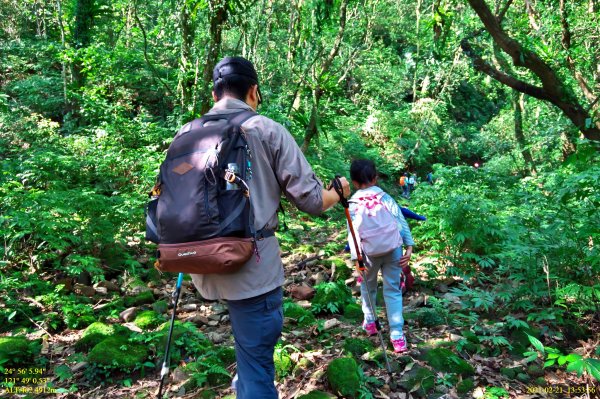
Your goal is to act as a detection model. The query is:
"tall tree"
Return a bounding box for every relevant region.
[462,0,600,142]
[72,0,96,88]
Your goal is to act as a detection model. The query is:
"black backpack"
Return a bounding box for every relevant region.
[146,110,272,274]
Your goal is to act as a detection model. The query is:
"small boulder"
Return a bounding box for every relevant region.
[88,336,148,370]
[133,310,163,330]
[290,285,315,300]
[120,307,139,323]
[327,357,360,398]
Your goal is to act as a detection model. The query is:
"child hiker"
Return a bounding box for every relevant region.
[347,159,414,353]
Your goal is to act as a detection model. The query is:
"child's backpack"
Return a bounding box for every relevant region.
[399,176,406,186]
[350,192,402,257]
[145,110,270,274]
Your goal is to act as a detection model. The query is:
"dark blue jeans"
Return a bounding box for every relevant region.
[227,287,283,399]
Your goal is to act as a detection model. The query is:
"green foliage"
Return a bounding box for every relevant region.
[311,281,354,314]
[525,334,600,382]
[283,300,317,327]
[274,343,299,380]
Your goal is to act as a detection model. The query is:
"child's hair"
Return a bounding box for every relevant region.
[350,159,377,185]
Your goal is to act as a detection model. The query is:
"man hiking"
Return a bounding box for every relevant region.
[187,56,350,399]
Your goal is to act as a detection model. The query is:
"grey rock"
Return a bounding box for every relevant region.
[119,307,139,322]
[94,287,108,296]
[94,280,120,292]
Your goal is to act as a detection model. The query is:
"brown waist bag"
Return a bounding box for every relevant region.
[156,237,255,274]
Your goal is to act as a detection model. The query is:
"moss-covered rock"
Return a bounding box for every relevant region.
[311,282,353,315]
[88,336,148,370]
[0,337,37,366]
[527,365,544,378]
[424,348,474,376]
[343,303,363,322]
[330,258,352,282]
[327,357,361,398]
[124,290,154,307]
[534,377,547,386]
[76,322,129,350]
[284,301,316,327]
[152,300,169,314]
[415,308,445,327]
[133,310,163,330]
[457,378,475,394]
[343,338,374,358]
[500,367,517,379]
[297,391,336,399]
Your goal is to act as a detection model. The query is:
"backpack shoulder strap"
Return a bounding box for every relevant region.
[227,110,257,127]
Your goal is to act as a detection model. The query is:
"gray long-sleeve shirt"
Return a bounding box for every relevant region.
[191,98,324,300]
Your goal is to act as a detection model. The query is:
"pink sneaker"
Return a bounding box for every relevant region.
[391,336,408,353]
[363,321,377,336]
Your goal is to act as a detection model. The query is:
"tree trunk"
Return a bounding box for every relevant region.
[178,0,195,120]
[200,0,229,115]
[512,91,537,175]
[412,0,423,102]
[301,88,321,153]
[72,0,95,88]
[300,0,348,153]
[464,0,600,142]
[55,0,68,108]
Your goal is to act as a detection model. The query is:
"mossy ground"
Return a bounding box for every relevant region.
[424,347,474,376]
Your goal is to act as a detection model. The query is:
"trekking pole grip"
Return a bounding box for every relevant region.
[331,175,349,208]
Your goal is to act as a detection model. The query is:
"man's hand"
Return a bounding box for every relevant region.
[400,246,413,268]
[322,176,350,211]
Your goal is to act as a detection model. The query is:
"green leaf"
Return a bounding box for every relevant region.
[585,118,592,129]
[565,353,582,362]
[587,361,600,382]
[543,359,555,368]
[557,355,568,366]
[547,353,559,359]
[566,359,584,376]
[527,334,545,354]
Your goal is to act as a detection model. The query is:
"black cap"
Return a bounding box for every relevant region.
[213,56,262,104]
[213,57,259,85]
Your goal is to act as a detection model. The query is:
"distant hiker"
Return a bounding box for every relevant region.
[183,56,349,399]
[399,173,409,198]
[347,159,414,353]
[407,174,416,196]
[426,171,434,185]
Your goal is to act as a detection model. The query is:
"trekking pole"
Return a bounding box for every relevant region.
[157,272,184,399]
[331,176,393,374]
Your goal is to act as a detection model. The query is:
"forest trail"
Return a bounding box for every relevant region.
[30,221,596,399]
